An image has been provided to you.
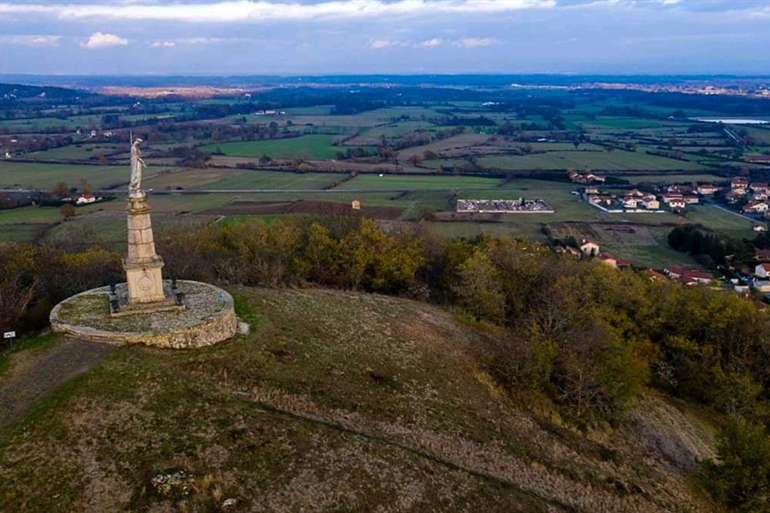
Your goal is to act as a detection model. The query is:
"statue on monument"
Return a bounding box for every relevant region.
[129,138,145,196]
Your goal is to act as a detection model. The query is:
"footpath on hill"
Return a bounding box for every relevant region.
[0,337,112,433]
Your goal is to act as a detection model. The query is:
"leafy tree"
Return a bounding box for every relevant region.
[453,249,504,322]
[699,418,770,512]
[59,203,75,220]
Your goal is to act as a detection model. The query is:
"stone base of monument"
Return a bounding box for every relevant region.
[50,280,238,349]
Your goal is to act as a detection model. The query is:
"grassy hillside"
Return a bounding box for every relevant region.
[0,288,716,512]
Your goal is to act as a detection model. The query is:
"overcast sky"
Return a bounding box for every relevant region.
[0,0,768,75]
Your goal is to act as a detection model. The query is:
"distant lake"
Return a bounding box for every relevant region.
[692,117,770,125]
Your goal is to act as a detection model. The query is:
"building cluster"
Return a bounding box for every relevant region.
[253,110,287,116]
[585,187,669,212]
[553,238,630,269]
[456,198,554,213]
[568,171,606,184]
[722,178,770,217]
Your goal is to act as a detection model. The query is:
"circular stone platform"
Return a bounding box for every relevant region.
[50,280,238,349]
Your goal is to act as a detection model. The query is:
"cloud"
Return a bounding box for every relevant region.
[0,35,60,47]
[81,32,128,49]
[369,39,398,49]
[151,40,175,47]
[370,37,499,49]
[454,37,499,47]
[420,38,443,47]
[0,0,556,23]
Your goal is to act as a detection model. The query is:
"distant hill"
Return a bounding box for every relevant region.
[0,82,92,101]
[0,288,717,512]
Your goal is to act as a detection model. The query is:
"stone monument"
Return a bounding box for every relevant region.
[50,137,239,348]
[123,138,167,305]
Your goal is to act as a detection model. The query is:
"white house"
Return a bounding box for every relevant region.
[755,263,770,279]
[579,239,600,256]
[697,184,720,195]
[643,196,660,209]
[744,201,769,214]
[622,197,640,209]
[76,194,97,205]
[669,199,686,209]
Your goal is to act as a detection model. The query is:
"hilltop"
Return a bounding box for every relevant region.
[0,288,717,512]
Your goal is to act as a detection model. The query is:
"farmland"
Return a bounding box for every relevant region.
[3,77,770,270]
[200,135,342,160]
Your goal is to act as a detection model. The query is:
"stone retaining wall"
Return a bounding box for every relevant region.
[50,281,238,349]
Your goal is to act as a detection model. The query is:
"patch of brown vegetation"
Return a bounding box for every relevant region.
[200,200,403,219]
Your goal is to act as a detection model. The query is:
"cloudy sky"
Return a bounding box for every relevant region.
[0,0,768,75]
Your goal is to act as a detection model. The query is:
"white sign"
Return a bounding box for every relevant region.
[4,331,16,339]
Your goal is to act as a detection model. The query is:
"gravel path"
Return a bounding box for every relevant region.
[0,338,113,433]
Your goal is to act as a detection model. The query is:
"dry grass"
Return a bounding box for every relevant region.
[0,288,717,512]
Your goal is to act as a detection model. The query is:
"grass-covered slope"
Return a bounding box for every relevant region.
[0,289,716,512]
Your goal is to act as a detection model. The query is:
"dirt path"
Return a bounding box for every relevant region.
[0,338,113,433]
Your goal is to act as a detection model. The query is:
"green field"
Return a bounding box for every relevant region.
[27,144,122,160]
[479,151,706,171]
[339,174,503,191]
[200,135,342,160]
[628,174,726,184]
[204,171,348,190]
[684,205,756,240]
[0,162,173,189]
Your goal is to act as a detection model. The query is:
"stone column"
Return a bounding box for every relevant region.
[123,193,165,304]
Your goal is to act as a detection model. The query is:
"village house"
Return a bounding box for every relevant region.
[667,184,693,194]
[627,189,645,198]
[584,186,600,195]
[660,193,684,204]
[751,183,770,194]
[754,280,770,293]
[755,263,770,279]
[76,194,97,205]
[622,196,640,209]
[684,194,700,205]
[664,266,714,285]
[753,225,768,232]
[554,245,581,258]
[731,178,750,191]
[745,155,770,165]
[585,173,606,183]
[579,239,600,256]
[725,190,744,203]
[642,195,660,209]
[598,253,617,268]
[753,191,769,202]
[697,184,720,195]
[743,201,769,214]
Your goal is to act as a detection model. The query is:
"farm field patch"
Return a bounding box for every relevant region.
[479,150,706,171]
[0,162,173,189]
[684,205,756,240]
[339,174,503,190]
[204,171,348,190]
[200,135,342,160]
[26,144,122,161]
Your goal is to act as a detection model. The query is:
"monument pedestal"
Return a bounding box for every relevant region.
[123,193,167,306]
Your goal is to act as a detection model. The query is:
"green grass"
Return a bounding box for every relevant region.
[339,174,503,191]
[204,171,348,190]
[200,135,342,160]
[27,144,121,161]
[627,174,726,184]
[0,162,173,189]
[479,151,705,171]
[684,205,756,240]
